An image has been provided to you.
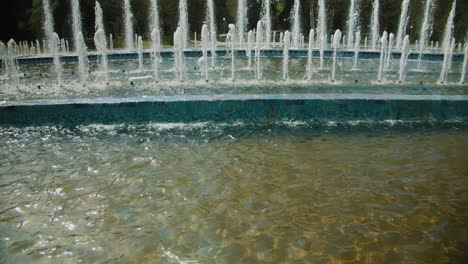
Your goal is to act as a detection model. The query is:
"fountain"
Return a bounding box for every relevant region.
[283,31,291,81]
[236,0,247,48]
[317,0,327,50]
[353,31,361,69]
[42,0,55,53]
[417,0,435,68]
[123,0,134,50]
[71,0,82,51]
[331,29,342,82]
[307,29,314,81]
[173,27,185,82]
[247,30,253,68]
[151,29,161,82]
[370,0,379,50]
[227,24,236,81]
[110,34,114,50]
[150,0,160,37]
[76,32,88,84]
[95,2,105,34]
[206,0,216,53]
[178,0,189,49]
[378,31,388,82]
[346,0,360,49]
[94,29,108,83]
[386,33,394,69]
[262,0,271,48]
[255,21,263,80]
[396,0,410,50]
[439,38,455,84]
[201,25,209,82]
[442,0,456,50]
[137,36,143,71]
[51,33,62,85]
[291,0,301,49]
[4,40,20,86]
[461,45,468,84]
[399,35,410,83]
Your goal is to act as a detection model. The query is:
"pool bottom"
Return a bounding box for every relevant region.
[0,125,467,263]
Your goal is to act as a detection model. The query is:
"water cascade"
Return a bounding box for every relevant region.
[174,27,186,82]
[255,21,263,80]
[236,0,246,48]
[378,31,388,82]
[178,0,189,49]
[201,25,209,82]
[396,0,410,50]
[151,29,161,82]
[227,24,236,81]
[42,0,55,53]
[51,33,62,85]
[370,0,379,50]
[76,32,88,84]
[71,0,82,51]
[124,0,134,50]
[331,29,342,82]
[94,29,109,83]
[346,0,360,49]
[247,30,253,68]
[353,31,361,69]
[399,35,411,83]
[291,0,301,49]
[307,29,314,81]
[386,33,394,68]
[262,0,271,48]
[461,45,468,84]
[442,0,456,50]
[282,31,291,80]
[439,38,455,84]
[417,0,435,68]
[137,36,143,71]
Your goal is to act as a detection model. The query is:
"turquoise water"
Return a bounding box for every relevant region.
[1,123,467,263]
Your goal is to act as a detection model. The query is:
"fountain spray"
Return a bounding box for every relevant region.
[123,0,134,51]
[399,35,411,83]
[307,29,315,81]
[370,0,379,50]
[331,29,342,82]
[291,0,301,49]
[378,31,388,82]
[396,0,410,50]
[283,31,291,81]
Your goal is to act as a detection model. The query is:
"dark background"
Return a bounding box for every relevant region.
[0,0,466,46]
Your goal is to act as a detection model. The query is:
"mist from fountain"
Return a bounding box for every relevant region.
[346,0,360,49]
[178,0,189,49]
[255,21,263,80]
[396,0,410,50]
[353,31,360,69]
[399,35,410,83]
[262,0,271,48]
[201,25,209,82]
[282,31,291,80]
[378,31,388,82]
[307,29,314,81]
[442,0,456,51]
[291,0,301,49]
[370,0,379,50]
[42,0,55,53]
[461,45,468,84]
[331,29,342,82]
[417,0,435,68]
[76,32,88,84]
[151,29,161,82]
[236,0,247,48]
[123,0,134,50]
[94,29,109,83]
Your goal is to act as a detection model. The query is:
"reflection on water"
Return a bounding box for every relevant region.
[0,124,467,263]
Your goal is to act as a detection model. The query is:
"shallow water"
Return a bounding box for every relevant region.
[0,123,467,263]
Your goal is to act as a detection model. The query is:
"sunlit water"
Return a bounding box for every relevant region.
[1,123,467,263]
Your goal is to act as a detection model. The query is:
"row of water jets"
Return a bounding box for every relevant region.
[1,0,467,87]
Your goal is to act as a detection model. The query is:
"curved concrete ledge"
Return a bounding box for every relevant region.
[1,94,467,126]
